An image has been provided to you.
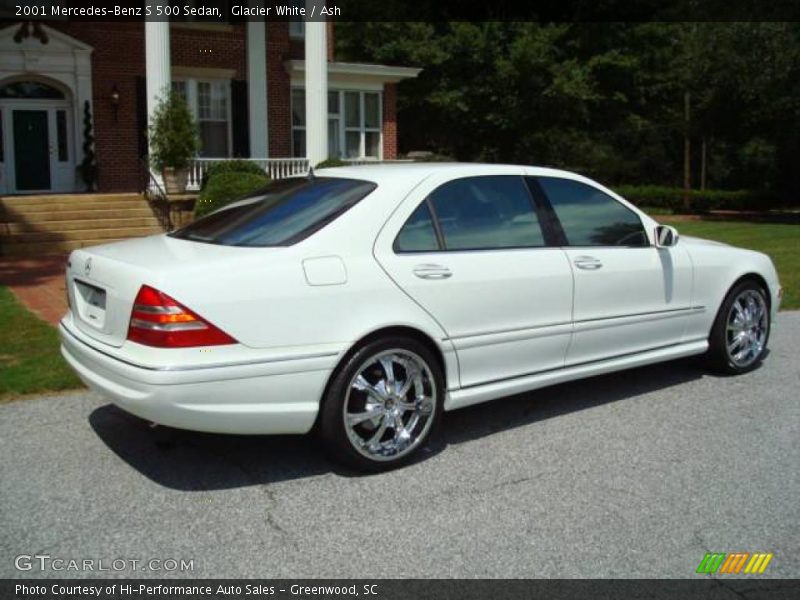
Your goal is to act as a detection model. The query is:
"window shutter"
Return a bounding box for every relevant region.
[135,76,147,159]
[231,79,250,158]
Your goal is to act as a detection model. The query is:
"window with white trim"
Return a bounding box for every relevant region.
[288,0,305,38]
[292,89,382,160]
[171,78,231,157]
[289,20,305,39]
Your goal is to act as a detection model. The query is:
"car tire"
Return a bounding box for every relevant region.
[706,279,771,375]
[319,336,445,472]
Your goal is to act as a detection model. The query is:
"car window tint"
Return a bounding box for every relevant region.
[428,176,545,250]
[537,177,648,247]
[395,202,440,252]
[171,177,376,247]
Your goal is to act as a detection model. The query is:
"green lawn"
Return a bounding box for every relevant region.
[659,218,799,310]
[0,286,82,402]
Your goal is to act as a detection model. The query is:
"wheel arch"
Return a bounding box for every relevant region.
[731,272,772,308]
[708,271,773,339]
[705,271,773,374]
[314,325,450,430]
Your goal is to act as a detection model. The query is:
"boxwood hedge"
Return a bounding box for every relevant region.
[194,171,270,218]
[613,185,780,213]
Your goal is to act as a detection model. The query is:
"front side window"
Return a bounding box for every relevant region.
[171,177,376,247]
[537,177,647,247]
[427,176,546,251]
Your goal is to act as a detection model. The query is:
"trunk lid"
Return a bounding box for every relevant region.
[66,234,261,347]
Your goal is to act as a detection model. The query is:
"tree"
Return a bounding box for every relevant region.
[148,90,199,172]
[336,22,800,203]
[78,100,97,192]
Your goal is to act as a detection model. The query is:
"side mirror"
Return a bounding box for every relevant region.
[655,224,679,248]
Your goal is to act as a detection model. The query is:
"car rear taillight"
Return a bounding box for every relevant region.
[127,285,237,348]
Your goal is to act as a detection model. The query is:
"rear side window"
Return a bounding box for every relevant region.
[423,176,545,251]
[171,177,376,247]
[394,202,440,252]
[537,177,648,247]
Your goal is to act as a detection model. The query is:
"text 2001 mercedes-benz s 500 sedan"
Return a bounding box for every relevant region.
[60,164,782,471]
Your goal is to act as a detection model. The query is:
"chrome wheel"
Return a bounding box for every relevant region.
[725,289,768,368]
[343,349,437,462]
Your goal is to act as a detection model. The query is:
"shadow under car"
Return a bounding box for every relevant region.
[89,356,718,490]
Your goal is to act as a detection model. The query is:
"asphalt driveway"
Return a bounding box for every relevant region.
[1,313,798,579]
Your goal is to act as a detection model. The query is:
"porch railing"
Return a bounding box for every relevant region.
[342,158,414,166]
[139,157,172,231]
[186,157,418,191]
[186,158,310,191]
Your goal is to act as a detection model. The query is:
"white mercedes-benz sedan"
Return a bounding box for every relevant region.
[60,163,782,470]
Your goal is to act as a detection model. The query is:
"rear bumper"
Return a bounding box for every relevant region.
[60,320,336,435]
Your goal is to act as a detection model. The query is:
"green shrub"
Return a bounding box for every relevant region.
[315,157,348,169]
[194,171,270,218]
[613,185,779,214]
[201,160,266,190]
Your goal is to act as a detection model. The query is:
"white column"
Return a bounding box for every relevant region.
[304,14,327,166]
[145,20,171,158]
[247,19,268,157]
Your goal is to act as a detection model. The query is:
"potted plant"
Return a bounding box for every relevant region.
[148,90,199,194]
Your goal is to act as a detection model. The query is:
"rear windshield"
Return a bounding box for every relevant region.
[171,177,376,247]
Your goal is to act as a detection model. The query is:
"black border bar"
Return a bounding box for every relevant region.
[6,0,800,22]
[3,579,800,600]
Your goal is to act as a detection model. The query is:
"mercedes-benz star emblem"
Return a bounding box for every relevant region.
[84,257,92,277]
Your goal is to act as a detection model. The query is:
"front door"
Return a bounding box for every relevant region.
[13,109,51,191]
[533,175,693,366]
[375,173,575,389]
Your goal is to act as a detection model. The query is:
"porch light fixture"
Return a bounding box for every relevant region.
[110,84,120,121]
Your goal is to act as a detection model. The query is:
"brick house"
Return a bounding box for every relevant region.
[0,19,420,195]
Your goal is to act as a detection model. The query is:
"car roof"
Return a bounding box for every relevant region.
[314,162,587,184]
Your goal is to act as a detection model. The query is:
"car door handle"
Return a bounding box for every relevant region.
[413,264,452,280]
[573,256,603,270]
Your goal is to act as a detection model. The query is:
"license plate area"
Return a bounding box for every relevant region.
[74,279,107,329]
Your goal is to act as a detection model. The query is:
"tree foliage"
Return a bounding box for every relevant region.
[79,100,97,192]
[194,171,269,218]
[337,22,800,202]
[148,90,199,172]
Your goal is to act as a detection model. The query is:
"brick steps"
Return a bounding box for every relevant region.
[3,193,142,207]
[4,216,161,233]
[1,238,133,255]
[3,200,152,213]
[0,193,165,256]
[4,207,156,222]
[4,226,160,243]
